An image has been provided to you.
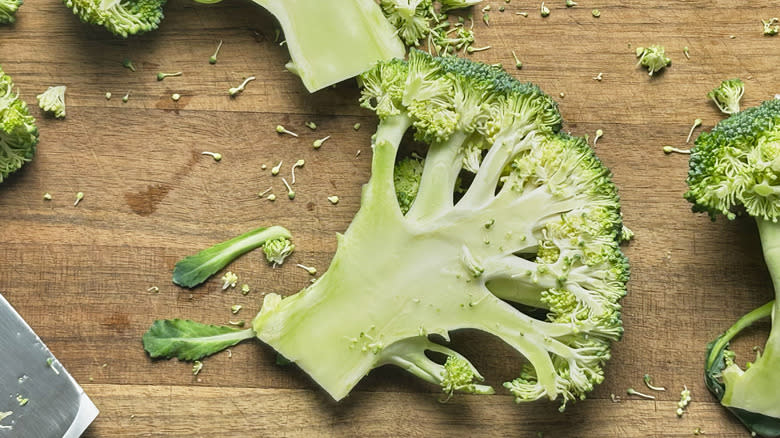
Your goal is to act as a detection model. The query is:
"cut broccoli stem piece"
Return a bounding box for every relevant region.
[246,0,405,92]
[707,79,744,115]
[172,225,292,288]
[0,0,22,23]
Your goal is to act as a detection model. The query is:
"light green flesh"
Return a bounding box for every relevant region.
[254,0,405,92]
[721,218,780,419]
[252,116,610,401]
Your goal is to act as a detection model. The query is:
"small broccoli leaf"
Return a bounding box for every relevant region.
[704,336,728,401]
[172,225,292,288]
[142,319,255,361]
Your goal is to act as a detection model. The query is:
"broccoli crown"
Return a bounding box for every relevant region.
[685,98,780,221]
[0,66,38,183]
[0,0,22,23]
[37,86,67,119]
[63,0,166,37]
[707,78,745,115]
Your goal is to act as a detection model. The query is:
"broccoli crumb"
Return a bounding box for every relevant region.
[231,304,242,314]
[762,18,779,36]
[171,93,181,102]
[192,361,203,376]
[201,151,222,161]
[275,125,298,137]
[593,72,603,81]
[305,121,317,130]
[291,159,305,184]
[122,58,136,72]
[591,9,600,17]
[593,129,603,145]
[636,45,671,76]
[643,374,666,391]
[511,51,523,70]
[46,357,60,375]
[271,160,283,176]
[15,394,28,406]
[229,77,256,97]
[516,11,528,16]
[73,192,84,207]
[327,195,339,205]
[693,427,703,435]
[626,388,655,400]
[296,264,317,275]
[43,193,52,200]
[105,92,112,100]
[221,271,238,290]
[267,194,277,201]
[313,136,331,149]
[147,286,160,293]
[122,91,130,103]
[241,284,250,295]
[228,320,245,327]
[466,45,491,53]
[157,72,183,81]
[209,40,223,64]
[540,2,549,17]
[353,123,361,131]
[610,393,621,403]
[676,385,691,417]
[663,145,691,155]
[258,187,273,198]
[686,118,703,143]
[683,46,690,59]
[565,0,576,7]
[282,177,295,200]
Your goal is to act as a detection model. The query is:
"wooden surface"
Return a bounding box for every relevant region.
[1,1,778,437]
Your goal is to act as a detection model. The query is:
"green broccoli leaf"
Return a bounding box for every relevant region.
[142,319,255,361]
[172,225,292,288]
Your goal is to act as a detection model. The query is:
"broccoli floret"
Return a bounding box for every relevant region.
[635,45,671,76]
[707,78,745,115]
[37,86,67,119]
[0,66,38,184]
[63,0,166,37]
[394,156,424,214]
[0,0,22,23]
[686,98,780,436]
[144,51,628,409]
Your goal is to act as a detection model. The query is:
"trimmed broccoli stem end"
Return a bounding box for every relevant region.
[253,0,405,92]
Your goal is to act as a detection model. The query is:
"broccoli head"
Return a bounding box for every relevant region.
[0,0,22,23]
[0,66,39,184]
[63,0,166,37]
[686,98,780,437]
[144,51,628,409]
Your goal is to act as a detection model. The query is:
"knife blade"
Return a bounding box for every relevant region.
[0,293,98,437]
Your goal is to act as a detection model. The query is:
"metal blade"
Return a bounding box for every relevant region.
[0,294,99,437]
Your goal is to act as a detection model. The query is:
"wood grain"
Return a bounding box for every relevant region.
[1,0,778,436]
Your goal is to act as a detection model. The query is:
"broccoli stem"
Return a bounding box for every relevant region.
[706,301,773,372]
[406,131,467,221]
[252,0,405,92]
[754,217,780,362]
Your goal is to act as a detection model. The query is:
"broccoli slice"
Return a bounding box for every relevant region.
[37,86,67,119]
[686,98,780,436]
[144,51,628,408]
[0,66,39,184]
[63,0,166,37]
[0,0,22,23]
[707,78,745,115]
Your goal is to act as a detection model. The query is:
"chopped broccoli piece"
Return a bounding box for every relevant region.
[635,45,671,76]
[63,0,166,37]
[763,18,779,36]
[37,86,67,119]
[144,51,628,409]
[0,66,39,184]
[707,78,744,115]
[380,0,436,47]
[686,98,780,436]
[172,226,293,288]
[262,236,294,266]
[0,0,22,23]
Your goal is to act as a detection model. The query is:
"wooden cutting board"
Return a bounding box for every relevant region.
[1,1,777,436]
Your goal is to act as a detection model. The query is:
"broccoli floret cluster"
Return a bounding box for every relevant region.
[37,86,67,119]
[379,0,482,53]
[686,98,780,437]
[63,0,166,37]
[0,0,22,23]
[0,66,39,183]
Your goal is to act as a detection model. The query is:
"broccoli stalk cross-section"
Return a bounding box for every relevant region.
[686,99,780,437]
[144,51,628,408]
[0,66,39,184]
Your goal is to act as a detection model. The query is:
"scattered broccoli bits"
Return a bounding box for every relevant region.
[37,86,67,118]
[636,45,671,76]
[0,66,39,183]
